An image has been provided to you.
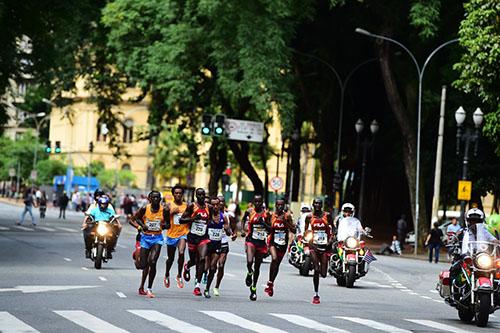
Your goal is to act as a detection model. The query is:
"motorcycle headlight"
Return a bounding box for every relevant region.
[346,237,358,249]
[96,223,109,236]
[475,253,493,269]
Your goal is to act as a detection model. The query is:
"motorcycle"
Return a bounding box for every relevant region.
[330,227,372,288]
[288,235,313,276]
[437,241,500,327]
[84,214,120,269]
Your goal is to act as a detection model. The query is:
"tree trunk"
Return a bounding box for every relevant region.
[291,136,301,202]
[259,143,269,206]
[320,142,334,202]
[376,39,428,245]
[228,140,264,195]
[208,138,227,196]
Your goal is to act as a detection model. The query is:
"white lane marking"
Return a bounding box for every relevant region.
[57,227,77,232]
[0,226,10,231]
[128,310,212,333]
[406,319,471,333]
[37,226,56,232]
[116,292,126,298]
[429,290,438,294]
[13,225,34,231]
[81,267,89,271]
[54,310,129,333]
[117,244,126,249]
[358,281,392,288]
[0,311,40,332]
[201,311,287,333]
[229,252,246,258]
[63,257,72,262]
[271,313,350,333]
[336,317,411,333]
[420,296,432,300]
[433,300,442,303]
[98,276,107,281]
[225,273,236,277]
[0,285,98,293]
[409,292,419,295]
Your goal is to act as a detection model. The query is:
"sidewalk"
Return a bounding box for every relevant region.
[363,240,450,263]
[0,196,83,220]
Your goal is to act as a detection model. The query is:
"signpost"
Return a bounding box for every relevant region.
[270,176,284,192]
[225,119,264,143]
[457,180,472,201]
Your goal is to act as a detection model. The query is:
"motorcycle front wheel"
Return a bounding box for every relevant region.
[94,243,103,269]
[336,277,346,287]
[346,265,356,288]
[458,308,474,322]
[476,293,491,327]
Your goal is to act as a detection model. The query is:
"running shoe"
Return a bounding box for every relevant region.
[245,271,253,287]
[204,289,211,298]
[138,288,147,296]
[193,287,202,296]
[264,281,274,297]
[213,288,220,296]
[249,286,257,301]
[175,276,184,289]
[312,295,320,304]
[202,272,208,284]
[164,276,170,288]
[146,289,155,298]
[183,263,191,282]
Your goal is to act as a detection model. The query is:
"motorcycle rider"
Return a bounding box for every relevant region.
[336,203,364,242]
[296,203,311,236]
[304,198,335,304]
[82,195,119,259]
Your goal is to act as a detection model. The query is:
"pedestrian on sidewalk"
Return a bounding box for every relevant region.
[396,214,407,250]
[58,192,69,219]
[39,191,47,219]
[425,222,443,263]
[17,189,37,226]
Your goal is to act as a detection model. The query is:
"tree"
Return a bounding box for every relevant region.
[35,159,67,185]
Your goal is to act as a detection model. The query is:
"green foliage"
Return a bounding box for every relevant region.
[35,159,67,185]
[409,0,441,40]
[96,168,137,189]
[74,160,106,178]
[0,132,45,181]
[454,0,500,154]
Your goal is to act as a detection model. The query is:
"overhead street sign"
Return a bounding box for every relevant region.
[9,168,16,177]
[457,180,472,201]
[225,119,264,143]
[270,176,284,191]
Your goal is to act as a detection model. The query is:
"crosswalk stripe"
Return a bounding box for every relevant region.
[271,313,350,333]
[37,226,56,232]
[54,310,129,333]
[128,310,211,333]
[0,226,10,231]
[56,227,77,233]
[336,317,411,333]
[201,311,287,333]
[13,225,34,231]
[406,319,471,333]
[0,311,39,333]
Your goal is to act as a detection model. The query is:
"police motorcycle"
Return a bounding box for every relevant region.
[288,234,313,276]
[84,212,121,269]
[437,241,500,327]
[330,226,373,288]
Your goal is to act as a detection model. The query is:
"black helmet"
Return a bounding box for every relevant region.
[94,189,105,198]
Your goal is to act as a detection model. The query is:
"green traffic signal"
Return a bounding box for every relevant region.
[202,127,211,135]
[55,141,62,154]
[45,141,52,153]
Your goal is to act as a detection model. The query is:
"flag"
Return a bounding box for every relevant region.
[363,249,377,263]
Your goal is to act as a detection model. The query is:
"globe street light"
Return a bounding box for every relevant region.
[356,27,459,256]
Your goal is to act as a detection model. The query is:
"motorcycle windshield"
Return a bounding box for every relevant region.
[466,241,497,257]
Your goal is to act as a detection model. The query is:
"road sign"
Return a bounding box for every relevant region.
[225,118,264,143]
[457,180,472,201]
[30,170,37,180]
[9,168,16,177]
[270,176,284,191]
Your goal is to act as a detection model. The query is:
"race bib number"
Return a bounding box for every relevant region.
[313,231,327,245]
[252,226,267,241]
[191,222,207,236]
[208,228,223,241]
[146,219,161,232]
[274,231,286,245]
[173,214,181,225]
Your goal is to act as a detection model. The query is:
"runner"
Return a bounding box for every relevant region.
[304,197,335,304]
[128,216,149,295]
[212,195,237,296]
[265,197,296,297]
[164,185,188,289]
[132,191,168,298]
[180,188,211,296]
[241,194,270,301]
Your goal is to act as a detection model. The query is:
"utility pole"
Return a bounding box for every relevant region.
[431,86,446,225]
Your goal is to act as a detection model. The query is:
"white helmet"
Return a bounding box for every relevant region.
[341,203,355,215]
[465,208,485,225]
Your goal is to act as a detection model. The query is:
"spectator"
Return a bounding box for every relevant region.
[425,222,444,263]
[122,194,133,216]
[39,191,47,219]
[377,235,402,255]
[17,189,37,226]
[396,214,407,250]
[58,192,69,219]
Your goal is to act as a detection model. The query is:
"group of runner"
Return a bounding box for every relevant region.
[129,186,336,304]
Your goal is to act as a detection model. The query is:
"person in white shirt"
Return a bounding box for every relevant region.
[336,203,364,242]
[461,209,498,255]
[296,203,311,236]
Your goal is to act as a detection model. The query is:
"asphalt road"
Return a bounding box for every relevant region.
[1,201,499,333]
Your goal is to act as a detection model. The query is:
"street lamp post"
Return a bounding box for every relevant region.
[455,106,483,224]
[355,119,379,221]
[355,27,458,256]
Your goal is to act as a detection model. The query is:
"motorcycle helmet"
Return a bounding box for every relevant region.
[465,208,485,226]
[97,195,110,211]
[94,188,105,199]
[341,202,355,215]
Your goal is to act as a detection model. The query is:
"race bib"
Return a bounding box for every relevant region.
[252,226,267,241]
[313,231,327,245]
[208,228,223,241]
[146,219,161,232]
[191,222,207,236]
[274,231,286,245]
[173,214,181,225]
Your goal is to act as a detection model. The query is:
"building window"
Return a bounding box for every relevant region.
[123,119,134,143]
[97,122,108,142]
[122,163,131,171]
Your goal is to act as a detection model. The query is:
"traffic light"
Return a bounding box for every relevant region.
[45,141,52,154]
[213,114,226,136]
[55,141,62,154]
[201,114,213,136]
[89,141,94,153]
